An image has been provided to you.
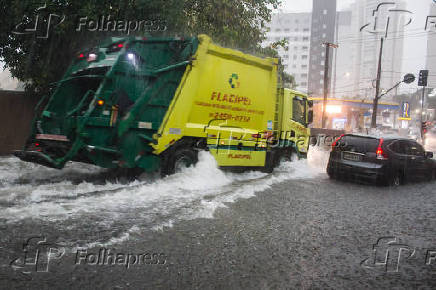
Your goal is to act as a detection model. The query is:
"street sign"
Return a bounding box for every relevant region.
[403,73,415,84]
[418,70,429,87]
[399,102,411,120]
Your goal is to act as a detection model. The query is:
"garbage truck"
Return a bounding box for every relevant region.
[15,34,313,176]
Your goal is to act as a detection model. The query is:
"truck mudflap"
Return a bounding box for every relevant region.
[14,136,85,169]
[13,150,62,169]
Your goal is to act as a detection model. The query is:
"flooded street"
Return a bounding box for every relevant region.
[1,146,436,288]
[0,148,327,251]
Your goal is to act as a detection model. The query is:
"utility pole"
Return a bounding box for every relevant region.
[332,12,340,98]
[371,37,384,128]
[321,42,338,129]
[418,70,429,141]
[421,87,426,122]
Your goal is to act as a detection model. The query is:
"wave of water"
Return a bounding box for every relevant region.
[0,146,329,248]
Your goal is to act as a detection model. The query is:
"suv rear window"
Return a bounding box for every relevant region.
[336,135,379,153]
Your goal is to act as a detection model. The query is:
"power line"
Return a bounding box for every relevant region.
[336,30,435,45]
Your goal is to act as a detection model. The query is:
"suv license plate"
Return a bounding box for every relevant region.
[343,152,362,161]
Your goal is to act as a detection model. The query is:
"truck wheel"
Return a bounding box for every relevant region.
[277,149,292,166]
[162,148,198,176]
[261,151,276,173]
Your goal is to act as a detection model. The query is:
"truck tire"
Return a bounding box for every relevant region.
[277,149,292,166]
[261,151,276,173]
[161,147,198,177]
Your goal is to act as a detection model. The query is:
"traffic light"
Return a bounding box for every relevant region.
[418,70,429,87]
[422,121,431,135]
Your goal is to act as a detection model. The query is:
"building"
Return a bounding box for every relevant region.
[331,10,354,99]
[264,13,312,92]
[335,0,406,101]
[308,0,337,97]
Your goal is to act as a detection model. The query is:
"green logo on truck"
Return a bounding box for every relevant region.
[229,73,240,89]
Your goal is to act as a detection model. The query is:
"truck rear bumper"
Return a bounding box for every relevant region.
[13,150,62,169]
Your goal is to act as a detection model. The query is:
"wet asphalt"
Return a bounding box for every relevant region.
[1,173,436,289]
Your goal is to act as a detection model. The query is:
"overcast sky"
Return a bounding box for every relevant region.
[276,0,434,92]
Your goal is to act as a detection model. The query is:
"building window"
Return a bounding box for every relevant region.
[301,73,307,78]
[302,55,308,59]
[293,55,297,60]
[295,28,299,32]
[323,24,327,29]
[292,64,297,68]
[276,29,281,32]
[322,33,326,38]
[301,65,307,69]
[303,37,309,41]
[294,46,298,50]
[301,82,307,86]
[323,9,328,15]
[294,37,298,41]
[320,79,324,84]
[303,28,310,32]
[302,46,308,50]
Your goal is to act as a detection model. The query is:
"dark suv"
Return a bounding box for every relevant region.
[327,134,436,185]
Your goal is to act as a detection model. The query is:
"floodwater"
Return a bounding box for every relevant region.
[0,147,329,250]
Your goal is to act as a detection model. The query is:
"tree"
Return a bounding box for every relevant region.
[282,71,296,89]
[0,0,280,96]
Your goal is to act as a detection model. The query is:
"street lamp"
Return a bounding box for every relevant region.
[377,73,415,98]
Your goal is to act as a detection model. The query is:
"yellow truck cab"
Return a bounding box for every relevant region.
[278,88,313,158]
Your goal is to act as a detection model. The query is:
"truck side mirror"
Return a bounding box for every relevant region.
[308,100,313,108]
[308,110,313,124]
[426,151,433,159]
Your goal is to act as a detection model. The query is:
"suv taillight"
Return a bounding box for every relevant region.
[376,138,388,160]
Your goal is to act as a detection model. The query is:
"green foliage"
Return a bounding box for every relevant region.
[270,38,289,51]
[282,71,296,89]
[0,0,280,96]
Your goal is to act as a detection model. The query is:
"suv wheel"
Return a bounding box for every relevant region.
[389,171,402,186]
